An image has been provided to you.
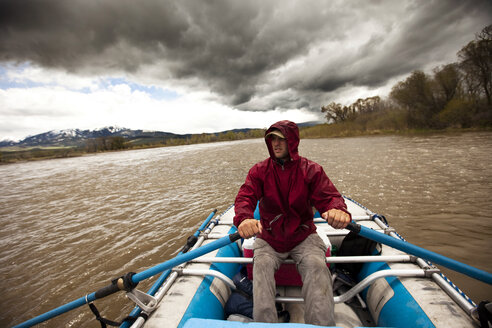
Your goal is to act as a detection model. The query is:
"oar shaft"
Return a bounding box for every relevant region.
[196,209,217,236]
[347,222,492,285]
[14,293,96,328]
[132,232,240,283]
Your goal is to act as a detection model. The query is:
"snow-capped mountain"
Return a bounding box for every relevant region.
[0,127,187,148]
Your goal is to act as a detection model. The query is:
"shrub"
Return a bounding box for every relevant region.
[438,98,474,128]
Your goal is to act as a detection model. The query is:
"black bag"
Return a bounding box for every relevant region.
[233,269,253,297]
[224,292,253,319]
[225,269,254,319]
[224,268,290,321]
[336,231,381,278]
[477,300,492,328]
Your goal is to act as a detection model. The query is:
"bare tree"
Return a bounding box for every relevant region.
[321,102,351,123]
[433,64,461,106]
[458,25,492,106]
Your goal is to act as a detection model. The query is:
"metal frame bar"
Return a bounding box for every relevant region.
[189,255,414,264]
[216,215,370,226]
[276,269,426,304]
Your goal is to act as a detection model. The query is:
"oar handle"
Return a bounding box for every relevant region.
[229,231,241,242]
[346,221,361,233]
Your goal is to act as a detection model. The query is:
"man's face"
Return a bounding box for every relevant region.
[270,135,289,160]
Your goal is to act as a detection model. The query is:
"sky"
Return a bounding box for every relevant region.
[0,0,491,141]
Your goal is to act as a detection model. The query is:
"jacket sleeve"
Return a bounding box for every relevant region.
[234,165,263,228]
[307,163,351,217]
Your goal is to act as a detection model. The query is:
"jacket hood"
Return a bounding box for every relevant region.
[265,120,300,161]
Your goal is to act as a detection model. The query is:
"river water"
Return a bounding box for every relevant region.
[1,132,491,327]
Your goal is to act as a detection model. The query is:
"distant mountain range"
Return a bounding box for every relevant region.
[0,127,191,148]
[0,122,321,148]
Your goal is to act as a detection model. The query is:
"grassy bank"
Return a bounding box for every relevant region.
[0,147,86,164]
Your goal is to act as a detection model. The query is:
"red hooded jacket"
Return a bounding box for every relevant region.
[234,120,349,252]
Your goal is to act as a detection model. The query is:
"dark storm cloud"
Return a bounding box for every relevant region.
[292,1,492,93]
[0,0,189,71]
[1,0,491,111]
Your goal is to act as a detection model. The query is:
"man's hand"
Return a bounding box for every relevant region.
[322,209,351,229]
[237,218,262,239]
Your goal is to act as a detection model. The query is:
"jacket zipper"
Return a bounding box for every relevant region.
[267,214,283,231]
[276,159,285,171]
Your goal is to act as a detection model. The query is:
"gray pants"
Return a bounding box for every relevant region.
[252,233,335,325]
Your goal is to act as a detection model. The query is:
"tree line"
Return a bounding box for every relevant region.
[319,25,492,133]
[86,136,127,152]
[161,129,266,147]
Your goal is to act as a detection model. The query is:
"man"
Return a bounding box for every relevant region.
[233,120,351,325]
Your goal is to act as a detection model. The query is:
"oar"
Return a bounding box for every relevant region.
[346,222,492,285]
[14,232,241,328]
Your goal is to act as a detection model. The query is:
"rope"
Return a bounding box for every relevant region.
[88,303,136,328]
